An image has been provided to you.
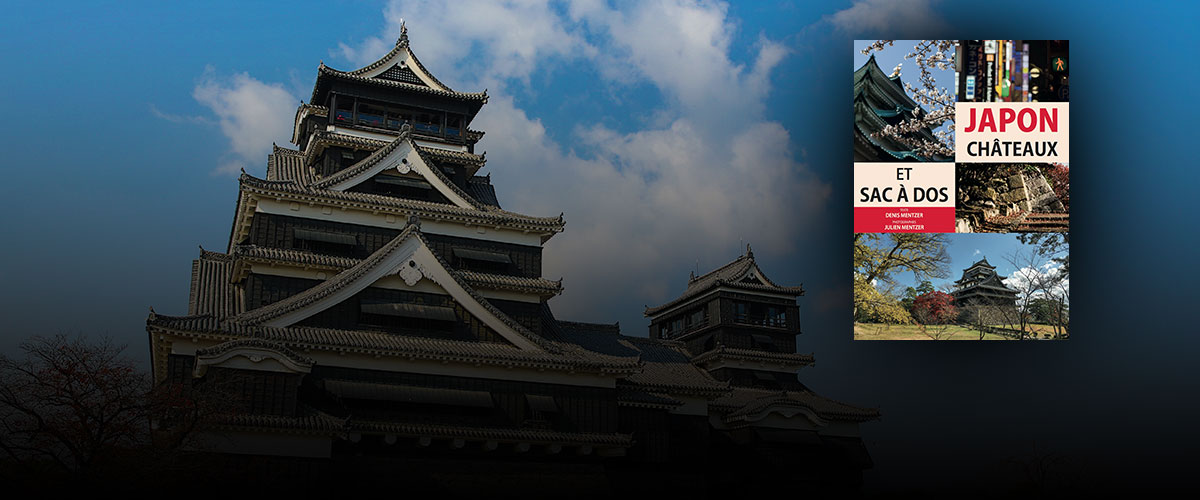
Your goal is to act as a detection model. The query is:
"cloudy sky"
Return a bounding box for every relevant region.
[1,0,1197,491]
[0,0,862,345]
[872,233,1069,302]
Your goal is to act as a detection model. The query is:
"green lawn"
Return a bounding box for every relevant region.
[853,323,1014,340]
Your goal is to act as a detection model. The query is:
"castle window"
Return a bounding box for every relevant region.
[414,112,441,134]
[753,371,781,389]
[733,301,787,329]
[734,302,751,324]
[356,102,386,128]
[293,228,358,256]
[324,380,493,409]
[452,248,511,274]
[766,306,786,328]
[386,109,413,130]
[359,301,459,334]
[334,96,354,123]
[446,114,463,137]
[372,174,434,199]
[524,394,559,428]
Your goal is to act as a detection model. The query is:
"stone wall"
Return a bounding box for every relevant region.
[955,164,1064,232]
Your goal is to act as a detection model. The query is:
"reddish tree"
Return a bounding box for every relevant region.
[1045,163,1069,210]
[0,335,150,477]
[912,291,958,324]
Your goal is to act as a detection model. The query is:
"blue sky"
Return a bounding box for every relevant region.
[1,0,1199,490]
[0,0,849,348]
[867,233,1068,302]
[852,39,954,95]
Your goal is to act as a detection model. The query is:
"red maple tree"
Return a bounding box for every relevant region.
[912,291,958,324]
[1045,163,1069,210]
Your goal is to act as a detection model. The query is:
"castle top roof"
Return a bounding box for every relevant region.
[645,245,804,316]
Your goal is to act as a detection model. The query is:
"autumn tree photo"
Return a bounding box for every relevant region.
[853,233,951,327]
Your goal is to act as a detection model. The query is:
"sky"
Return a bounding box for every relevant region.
[852,38,954,98]
[1,0,1199,491]
[871,233,1068,302]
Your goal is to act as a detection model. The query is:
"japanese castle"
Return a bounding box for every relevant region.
[853,54,951,162]
[147,25,878,493]
[951,258,1020,321]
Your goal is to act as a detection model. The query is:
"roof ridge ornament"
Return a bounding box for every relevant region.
[406,214,421,229]
[746,243,753,259]
[398,19,408,46]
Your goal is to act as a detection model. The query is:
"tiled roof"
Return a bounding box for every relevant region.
[852,55,951,162]
[214,407,633,447]
[556,320,621,336]
[239,173,565,233]
[233,245,358,270]
[466,176,500,208]
[313,63,487,104]
[212,407,347,435]
[711,387,880,423]
[303,131,390,167]
[691,346,815,368]
[228,227,546,348]
[969,257,994,269]
[415,146,485,167]
[619,337,729,397]
[348,419,633,447]
[232,245,562,297]
[395,31,454,92]
[615,388,684,409]
[147,314,642,375]
[267,145,315,184]
[454,270,562,297]
[549,317,728,397]
[347,35,412,77]
[195,338,315,367]
[307,130,444,195]
[291,104,328,145]
[231,224,422,326]
[411,142,487,209]
[229,226,581,356]
[645,248,804,316]
[188,249,240,318]
[344,26,455,93]
[299,130,486,191]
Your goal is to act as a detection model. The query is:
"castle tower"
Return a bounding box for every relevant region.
[646,247,880,486]
[853,54,951,162]
[952,257,1020,322]
[146,25,878,492]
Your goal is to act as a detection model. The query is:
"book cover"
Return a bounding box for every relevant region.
[853,40,1070,341]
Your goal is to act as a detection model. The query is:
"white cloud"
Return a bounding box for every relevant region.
[1004,260,1069,302]
[338,0,592,89]
[828,0,948,37]
[325,1,829,323]
[192,67,298,175]
[573,0,789,130]
[148,104,214,125]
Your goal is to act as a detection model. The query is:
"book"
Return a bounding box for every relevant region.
[852,40,1070,341]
